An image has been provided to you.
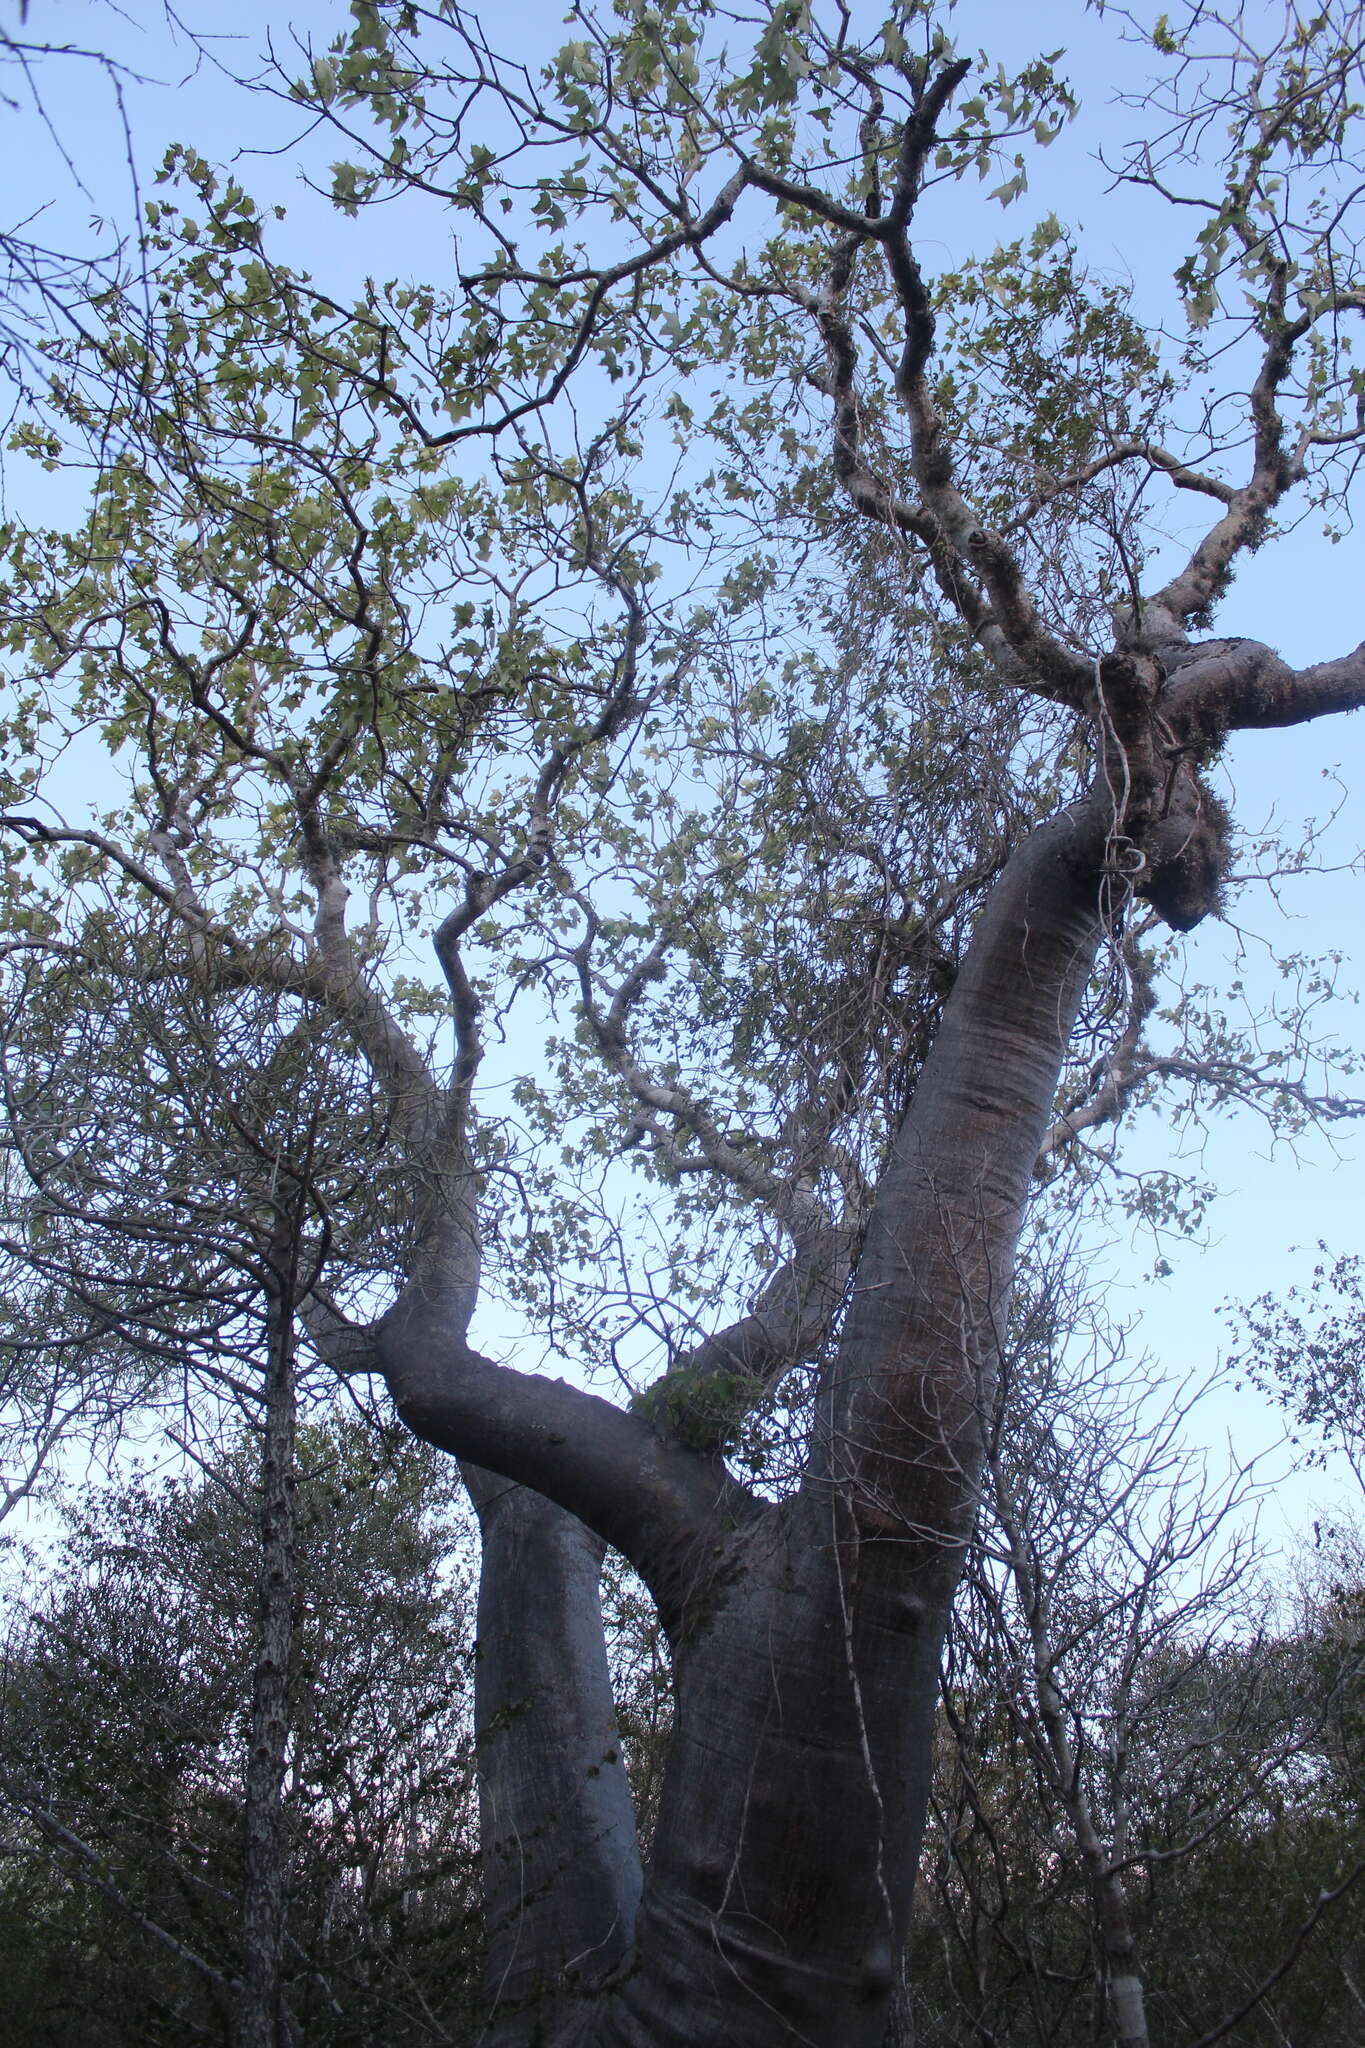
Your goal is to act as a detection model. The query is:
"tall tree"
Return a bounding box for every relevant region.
[3,3,1365,2042]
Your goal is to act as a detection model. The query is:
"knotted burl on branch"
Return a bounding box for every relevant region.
[1095,643,1242,934]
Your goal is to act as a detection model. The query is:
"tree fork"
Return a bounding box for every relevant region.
[501,793,1119,2048]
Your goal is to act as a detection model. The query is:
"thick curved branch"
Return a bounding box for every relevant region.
[876,89,1095,703]
[285,810,455,1190]
[774,63,1092,704]
[270,749,485,1322]
[823,786,1112,1544]
[0,816,203,923]
[1166,635,1365,736]
[297,1289,378,1379]
[373,1304,758,1631]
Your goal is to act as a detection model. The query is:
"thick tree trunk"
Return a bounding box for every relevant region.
[586,801,1110,2046]
[387,795,1113,2048]
[237,1280,297,2048]
[468,1472,642,2044]
[585,1505,945,2046]
[1106,1963,1150,2048]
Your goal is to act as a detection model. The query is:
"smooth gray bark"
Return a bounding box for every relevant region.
[466,1471,642,2044]
[1109,1967,1150,2048]
[385,790,1115,2047]
[374,634,1365,2048]
[593,800,1113,2046]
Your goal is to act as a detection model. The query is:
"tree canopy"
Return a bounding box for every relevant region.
[2,2,1364,2043]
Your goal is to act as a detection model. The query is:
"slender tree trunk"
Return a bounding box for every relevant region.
[468,1472,642,2045]
[995,1490,1152,2048]
[237,1263,298,2048]
[1055,1768,1150,2048]
[1041,1668,1151,2046]
[1092,1864,1149,2048]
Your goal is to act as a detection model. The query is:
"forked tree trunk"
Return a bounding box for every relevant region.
[386,795,1114,2046]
